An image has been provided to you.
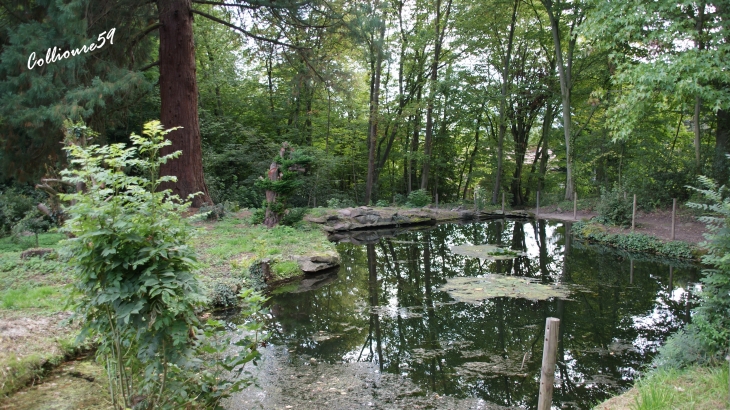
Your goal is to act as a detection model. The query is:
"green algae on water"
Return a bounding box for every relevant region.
[450,244,526,260]
[439,275,574,303]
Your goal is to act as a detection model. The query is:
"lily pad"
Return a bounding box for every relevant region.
[450,244,526,260]
[439,275,573,303]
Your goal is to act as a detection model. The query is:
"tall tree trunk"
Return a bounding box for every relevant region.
[492,0,519,204]
[544,0,578,201]
[365,14,385,205]
[408,85,423,194]
[420,0,452,191]
[157,0,211,207]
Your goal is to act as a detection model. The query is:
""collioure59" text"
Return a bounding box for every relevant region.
[27,28,116,70]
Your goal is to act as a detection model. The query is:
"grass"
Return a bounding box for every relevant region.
[596,365,729,410]
[0,212,338,400]
[0,286,65,310]
[632,366,728,410]
[194,214,338,290]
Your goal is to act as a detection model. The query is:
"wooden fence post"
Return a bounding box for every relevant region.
[536,191,540,218]
[573,192,577,220]
[502,192,505,215]
[632,194,637,232]
[671,198,677,240]
[538,317,560,410]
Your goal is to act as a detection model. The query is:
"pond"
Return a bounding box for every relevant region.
[227,219,700,409]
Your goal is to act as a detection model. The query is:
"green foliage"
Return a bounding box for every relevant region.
[250,208,266,225]
[0,286,63,310]
[572,221,695,260]
[596,186,633,227]
[406,189,431,208]
[326,197,356,208]
[280,207,308,227]
[0,185,45,237]
[375,199,389,207]
[666,175,730,364]
[474,186,488,211]
[629,365,728,410]
[58,121,260,409]
[255,144,313,227]
[11,209,51,247]
[209,282,238,308]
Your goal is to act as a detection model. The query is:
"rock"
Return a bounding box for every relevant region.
[337,209,352,216]
[458,210,476,220]
[354,214,380,224]
[349,208,365,218]
[20,248,54,260]
[291,268,339,293]
[330,222,352,231]
[297,254,341,273]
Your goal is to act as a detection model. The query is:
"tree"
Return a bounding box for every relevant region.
[541,0,589,201]
[585,0,730,181]
[157,0,211,206]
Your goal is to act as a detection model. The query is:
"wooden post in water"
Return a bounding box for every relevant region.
[631,194,637,232]
[536,191,540,218]
[669,266,674,294]
[671,198,677,240]
[502,192,505,215]
[573,192,577,220]
[538,317,560,410]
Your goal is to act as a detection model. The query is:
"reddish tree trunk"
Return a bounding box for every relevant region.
[157,0,211,207]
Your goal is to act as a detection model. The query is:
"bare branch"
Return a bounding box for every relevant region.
[140,60,160,71]
[191,8,302,49]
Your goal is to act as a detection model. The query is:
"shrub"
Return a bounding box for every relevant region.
[0,186,39,236]
[673,175,730,363]
[210,282,239,308]
[280,207,308,226]
[59,121,262,409]
[375,199,389,207]
[406,189,431,207]
[596,185,632,226]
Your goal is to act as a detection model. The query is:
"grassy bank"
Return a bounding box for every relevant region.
[572,220,699,261]
[596,365,728,410]
[0,211,337,401]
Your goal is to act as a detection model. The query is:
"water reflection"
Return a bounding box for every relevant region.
[263,219,699,409]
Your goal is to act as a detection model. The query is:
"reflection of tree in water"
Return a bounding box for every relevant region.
[261,220,700,409]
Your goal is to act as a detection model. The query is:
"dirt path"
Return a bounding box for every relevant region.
[536,205,709,245]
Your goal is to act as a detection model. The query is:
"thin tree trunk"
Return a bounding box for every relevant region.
[157,0,211,207]
[544,0,578,201]
[492,0,519,204]
[365,12,385,205]
[421,0,452,191]
[463,108,483,200]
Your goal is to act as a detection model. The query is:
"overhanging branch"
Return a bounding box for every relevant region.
[191,8,301,49]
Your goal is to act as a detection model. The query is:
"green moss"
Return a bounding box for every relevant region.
[272,260,301,280]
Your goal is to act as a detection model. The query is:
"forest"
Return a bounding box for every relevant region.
[0,0,727,213]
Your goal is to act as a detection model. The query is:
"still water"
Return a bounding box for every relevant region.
[229,219,700,409]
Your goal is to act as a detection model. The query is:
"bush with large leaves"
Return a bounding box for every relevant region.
[59,121,262,409]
